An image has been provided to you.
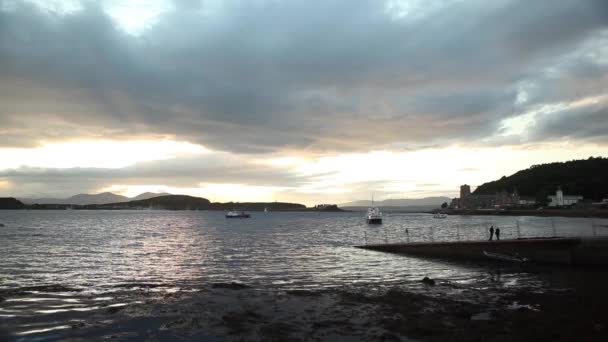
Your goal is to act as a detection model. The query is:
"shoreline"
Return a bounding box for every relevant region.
[3,207,608,218]
[2,276,608,341]
[441,208,608,218]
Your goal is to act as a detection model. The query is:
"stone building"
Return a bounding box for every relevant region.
[450,185,522,209]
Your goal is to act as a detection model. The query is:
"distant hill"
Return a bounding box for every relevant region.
[341,205,439,212]
[340,197,450,208]
[84,195,212,210]
[0,197,26,209]
[80,195,307,211]
[66,192,129,205]
[19,197,71,205]
[20,192,170,205]
[130,192,171,201]
[473,157,608,202]
[209,201,306,211]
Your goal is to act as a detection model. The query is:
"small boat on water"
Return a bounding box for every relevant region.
[226,210,251,218]
[367,207,382,224]
[366,195,382,224]
[433,213,447,219]
[483,251,529,263]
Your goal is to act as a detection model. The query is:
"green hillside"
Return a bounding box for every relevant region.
[473,157,608,202]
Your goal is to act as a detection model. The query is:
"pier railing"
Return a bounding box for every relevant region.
[362,216,608,245]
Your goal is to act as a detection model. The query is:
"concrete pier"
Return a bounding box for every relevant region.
[356,237,608,265]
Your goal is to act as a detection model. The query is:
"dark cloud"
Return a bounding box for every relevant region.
[0,153,303,196]
[530,101,608,143]
[0,0,607,153]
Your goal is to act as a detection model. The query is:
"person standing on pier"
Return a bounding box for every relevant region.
[495,227,500,241]
[489,226,494,241]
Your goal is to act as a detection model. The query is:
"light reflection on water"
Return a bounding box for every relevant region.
[0,210,607,292]
[2,209,605,340]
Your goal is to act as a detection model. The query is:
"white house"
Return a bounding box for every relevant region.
[547,189,583,207]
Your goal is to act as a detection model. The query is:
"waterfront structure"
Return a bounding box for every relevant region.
[460,184,471,199]
[547,189,583,207]
[314,204,337,209]
[450,185,525,209]
[518,196,536,207]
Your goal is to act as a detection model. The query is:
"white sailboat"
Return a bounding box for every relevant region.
[366,195,382,224]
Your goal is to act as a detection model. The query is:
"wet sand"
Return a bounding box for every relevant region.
[2,267,608,342]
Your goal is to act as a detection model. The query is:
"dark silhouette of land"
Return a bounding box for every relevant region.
[0,197,25,209]
[474,157,608,203]
[0,195,344,211]
[19,192,171,205]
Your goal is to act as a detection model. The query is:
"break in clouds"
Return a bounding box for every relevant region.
[0,0,607,199]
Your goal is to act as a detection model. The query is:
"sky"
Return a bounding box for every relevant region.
[0,0,607,205]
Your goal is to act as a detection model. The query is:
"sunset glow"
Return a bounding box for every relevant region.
[0,0,606,204]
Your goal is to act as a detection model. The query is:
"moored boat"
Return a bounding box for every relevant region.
[226,210,251,218]
[366,195,382,224]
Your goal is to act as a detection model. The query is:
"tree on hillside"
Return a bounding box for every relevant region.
[473,157,608,201]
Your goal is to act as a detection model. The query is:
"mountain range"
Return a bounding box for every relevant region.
[339,197,450,211]
[19,192,171,205]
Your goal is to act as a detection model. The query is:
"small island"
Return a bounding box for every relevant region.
[0,195,343,212]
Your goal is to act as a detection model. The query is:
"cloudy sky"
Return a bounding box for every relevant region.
[0,0,607,205]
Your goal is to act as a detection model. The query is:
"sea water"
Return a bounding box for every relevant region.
[1,210,606,291]
[2,210,608,339]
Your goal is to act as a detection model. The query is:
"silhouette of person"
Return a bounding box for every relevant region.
[495,227,500,241]
[489,226,494,241]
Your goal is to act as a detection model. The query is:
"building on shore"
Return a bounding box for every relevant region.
[547,189,583,207]
[460,184,471,199]
[518,196,536,207]
[449,184,523,209]
[313,204,339,210]
[449,185,593,210]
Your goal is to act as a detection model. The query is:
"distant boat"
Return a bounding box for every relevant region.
[433,213,447,218]
[264,207,269,212]
[226,210,251,218]
[366,195,382,224]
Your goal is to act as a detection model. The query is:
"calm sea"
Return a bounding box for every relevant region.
[1,210,606,291]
